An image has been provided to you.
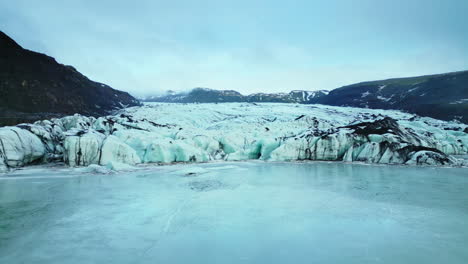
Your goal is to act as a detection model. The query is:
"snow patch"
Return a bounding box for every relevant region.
[361,91,371,98]
[377,95,392,102]
[378,85,387,92]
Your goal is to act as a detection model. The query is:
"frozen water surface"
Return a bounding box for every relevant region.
[1,162,468,264]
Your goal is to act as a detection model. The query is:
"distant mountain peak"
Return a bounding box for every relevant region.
[142,88,329,104]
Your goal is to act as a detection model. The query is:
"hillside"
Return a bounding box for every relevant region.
[0,31,140,126]
[314,71,468,123]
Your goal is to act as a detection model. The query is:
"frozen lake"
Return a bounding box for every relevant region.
[1,162,467,264]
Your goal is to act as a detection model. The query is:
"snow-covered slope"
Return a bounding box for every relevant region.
[1,103,467,172]
[289,90,329,102]
[142,88,329,103]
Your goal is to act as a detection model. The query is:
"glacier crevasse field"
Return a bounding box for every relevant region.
[0,103,467,172]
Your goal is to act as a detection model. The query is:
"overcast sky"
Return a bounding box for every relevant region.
[1,0,467,96]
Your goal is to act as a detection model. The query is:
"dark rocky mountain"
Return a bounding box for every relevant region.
[314,71,468,123]
[143,70,467,123]
[0,31,140,126]
[145,88,245,103]
[143,88,329,103]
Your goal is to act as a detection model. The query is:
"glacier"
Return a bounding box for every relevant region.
[0,103,467,172]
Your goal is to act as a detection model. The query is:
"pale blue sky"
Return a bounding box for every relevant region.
[1,0,467,96]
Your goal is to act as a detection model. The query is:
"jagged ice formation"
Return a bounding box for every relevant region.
[1,103,467,172]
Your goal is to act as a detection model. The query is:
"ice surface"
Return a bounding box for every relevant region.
[100,135,141,166]
[1,103,467,171]
[0,127,45,167]
[63,131,105,166]
[0,162,467,264]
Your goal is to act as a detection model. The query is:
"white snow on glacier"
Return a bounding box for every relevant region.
[0,103,467,172]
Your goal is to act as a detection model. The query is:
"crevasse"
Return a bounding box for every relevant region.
[1,103,467,172]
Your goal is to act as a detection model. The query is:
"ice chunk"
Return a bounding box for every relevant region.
[171,140,210,162]
[100,135,141,166]
[0,153,7,173]
[63,131,105,166]
[0,127,45,168]
[406,151,455,166]
[105,161,136,171]
[143,140,178,163]
[75,164,113,174]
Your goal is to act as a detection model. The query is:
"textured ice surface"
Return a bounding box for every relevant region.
[1,103,467,171]
[1,162,468,264]
[0,127,45,168]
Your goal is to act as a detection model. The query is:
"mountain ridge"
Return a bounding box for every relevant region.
[0,31,140,126]
[315,70,468,123]
[142,87,329,104]
[142,70,468,123]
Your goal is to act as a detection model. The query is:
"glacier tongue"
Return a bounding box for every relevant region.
[0,103,467,171]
